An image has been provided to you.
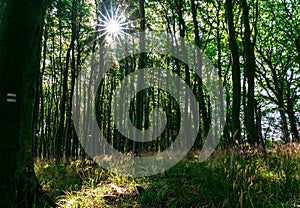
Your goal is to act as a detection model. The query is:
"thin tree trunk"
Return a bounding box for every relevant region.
[286,92,299,142]
[241,0,257,145]
[226,0,241,143]
[191,0,210,139]
[65,0,78,159]
[135,0,146,153]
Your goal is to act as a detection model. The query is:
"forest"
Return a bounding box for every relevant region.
[0,0,299,207]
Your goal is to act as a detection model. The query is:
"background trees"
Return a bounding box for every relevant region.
[31,0,300,161]
[256,0,300,142]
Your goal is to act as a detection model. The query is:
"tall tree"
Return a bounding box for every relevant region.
[0,0,48,207]
[241,0,258,144]
[191,0,210,139]
[225,0,241,143]
[54,0,77,161]
[135,0,146,152]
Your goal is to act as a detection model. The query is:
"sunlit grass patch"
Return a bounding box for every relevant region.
[35,159,145,207]
[35,144,300,207]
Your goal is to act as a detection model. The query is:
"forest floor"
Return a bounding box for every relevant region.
[35,143,300,207]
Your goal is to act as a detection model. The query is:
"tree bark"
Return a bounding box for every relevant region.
[226,0,241,143]
[0,0,48,207]
[241,0,257,145]
[191,0,210,139]
[135,0,146,153]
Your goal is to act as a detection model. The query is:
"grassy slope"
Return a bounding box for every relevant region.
[35,143,300,208]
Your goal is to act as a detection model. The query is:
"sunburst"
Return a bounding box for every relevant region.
[88,2,142,45]
[97,3,131,43]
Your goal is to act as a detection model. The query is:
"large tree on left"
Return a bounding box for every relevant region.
[0,0,48,207]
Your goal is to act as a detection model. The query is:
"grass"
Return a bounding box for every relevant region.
[35,143,300,207]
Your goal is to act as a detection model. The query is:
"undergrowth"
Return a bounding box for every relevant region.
[35,143,300,207]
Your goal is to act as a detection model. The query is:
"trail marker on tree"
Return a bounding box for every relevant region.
[6,93,17,103]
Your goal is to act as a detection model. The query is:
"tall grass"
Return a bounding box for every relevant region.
[35,143,300,207]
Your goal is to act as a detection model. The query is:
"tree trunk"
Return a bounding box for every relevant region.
[0,0,48,207]
[241,0,257,145]
[65,0,78,159]
[226,0,241,143]
[286,93,299,142]
[191,0,210,139]
[135,0,146,153]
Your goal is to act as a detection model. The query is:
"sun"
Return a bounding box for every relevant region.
[106,19,121,36]
[91,2,140,44]
[96,5,131,43]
